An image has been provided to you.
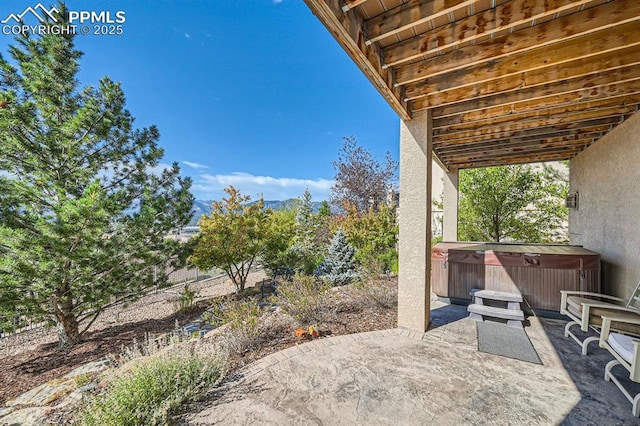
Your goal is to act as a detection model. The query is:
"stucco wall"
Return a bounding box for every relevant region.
[398,110,431,331]
[569,112,640,298]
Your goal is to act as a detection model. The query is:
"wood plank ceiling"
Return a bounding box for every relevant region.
[304,0,640,170]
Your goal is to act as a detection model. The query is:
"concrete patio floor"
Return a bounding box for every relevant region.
[183,301,640,425]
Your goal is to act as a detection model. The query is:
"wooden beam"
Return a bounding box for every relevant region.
[435,128,611,153]
[433,94,640,130]
[446,150,583,169]
[383,0,603,68]
[411,63,640,112]
[434,106,637,139]
[432,149,450,173]
[429,77,640,118]
[304,0,410,120]
[435,130,606,152]
[436,136,599,157]
[434,117,624,147]
[433,93,640,129]
[394,16,640,86]
[442,145,585,163]
[364,0,477,45]
[342,0,369,12]
[405,44,640,102]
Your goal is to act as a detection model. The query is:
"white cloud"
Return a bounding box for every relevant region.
[147,163,173,176]
[273,0,283,4]
[191,172,333,201]
[184,32,191,39]
[182,161,209,170]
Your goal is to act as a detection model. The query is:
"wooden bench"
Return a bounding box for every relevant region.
[468,290,525,329]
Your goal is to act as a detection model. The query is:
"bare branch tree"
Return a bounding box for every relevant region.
[330,137,397,213]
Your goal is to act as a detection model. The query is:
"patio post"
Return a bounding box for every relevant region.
[442,170,459,241]
[398,109,432,332]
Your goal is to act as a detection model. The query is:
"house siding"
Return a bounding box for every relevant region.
[569,111,640,298]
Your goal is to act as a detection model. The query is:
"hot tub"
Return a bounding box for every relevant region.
[431,242,601,312]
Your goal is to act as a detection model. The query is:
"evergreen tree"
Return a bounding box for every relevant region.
[291,188,319,274]
[295,188,316,249]
[318,201,331,218]
[315,200,332,253]
[0,10,193,349]
[320,229,358,286]
[341,202,398,273]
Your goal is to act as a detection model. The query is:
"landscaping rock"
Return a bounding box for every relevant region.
[2,358,110,426]
[204,323,230,339]
[52,387,84,412]
[0,406,49,425]
[63,359,110,379]
[183,322,202,333]
[75,382,98,394]
[5,378,76,407]
[0,407,15,417]
[200,324,216,333]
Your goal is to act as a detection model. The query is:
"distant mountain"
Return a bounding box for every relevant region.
[189,199,325,225]
[189,200,213,225]
[261,199,324,213]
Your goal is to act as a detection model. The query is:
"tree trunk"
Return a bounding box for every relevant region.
[53,295,82,351]
[56,318,81,351]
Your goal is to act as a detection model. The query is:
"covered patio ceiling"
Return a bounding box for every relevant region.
[304,0,640,170]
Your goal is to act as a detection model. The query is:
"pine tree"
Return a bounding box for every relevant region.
[295,188,316,249]
[0,9,193,349]
[321,229,359,286]
[291,188,319,274]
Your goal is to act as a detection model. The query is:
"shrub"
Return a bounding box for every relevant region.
[338,202,398,271]
[360,248,398,276]
[110,332,184,366]
[204,298,264,354]
[356,259,398,309]
[275,274,333,325]
[173,284,197,313]
[355,278,398,309]
[318,229,359,286]
[80,342,225,426]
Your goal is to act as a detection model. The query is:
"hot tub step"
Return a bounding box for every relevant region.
[470,289,523,303]
[468,304,524,322]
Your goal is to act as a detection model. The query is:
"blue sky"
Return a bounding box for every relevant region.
[1,0,401,201]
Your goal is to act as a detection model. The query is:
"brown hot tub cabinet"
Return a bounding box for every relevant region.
[431,242,601,312]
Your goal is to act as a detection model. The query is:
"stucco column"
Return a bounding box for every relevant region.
[442,169,459,241]
[398,109,432,332]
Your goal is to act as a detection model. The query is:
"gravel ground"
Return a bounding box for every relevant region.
[0,270,266,403]
[0,271,267,359]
